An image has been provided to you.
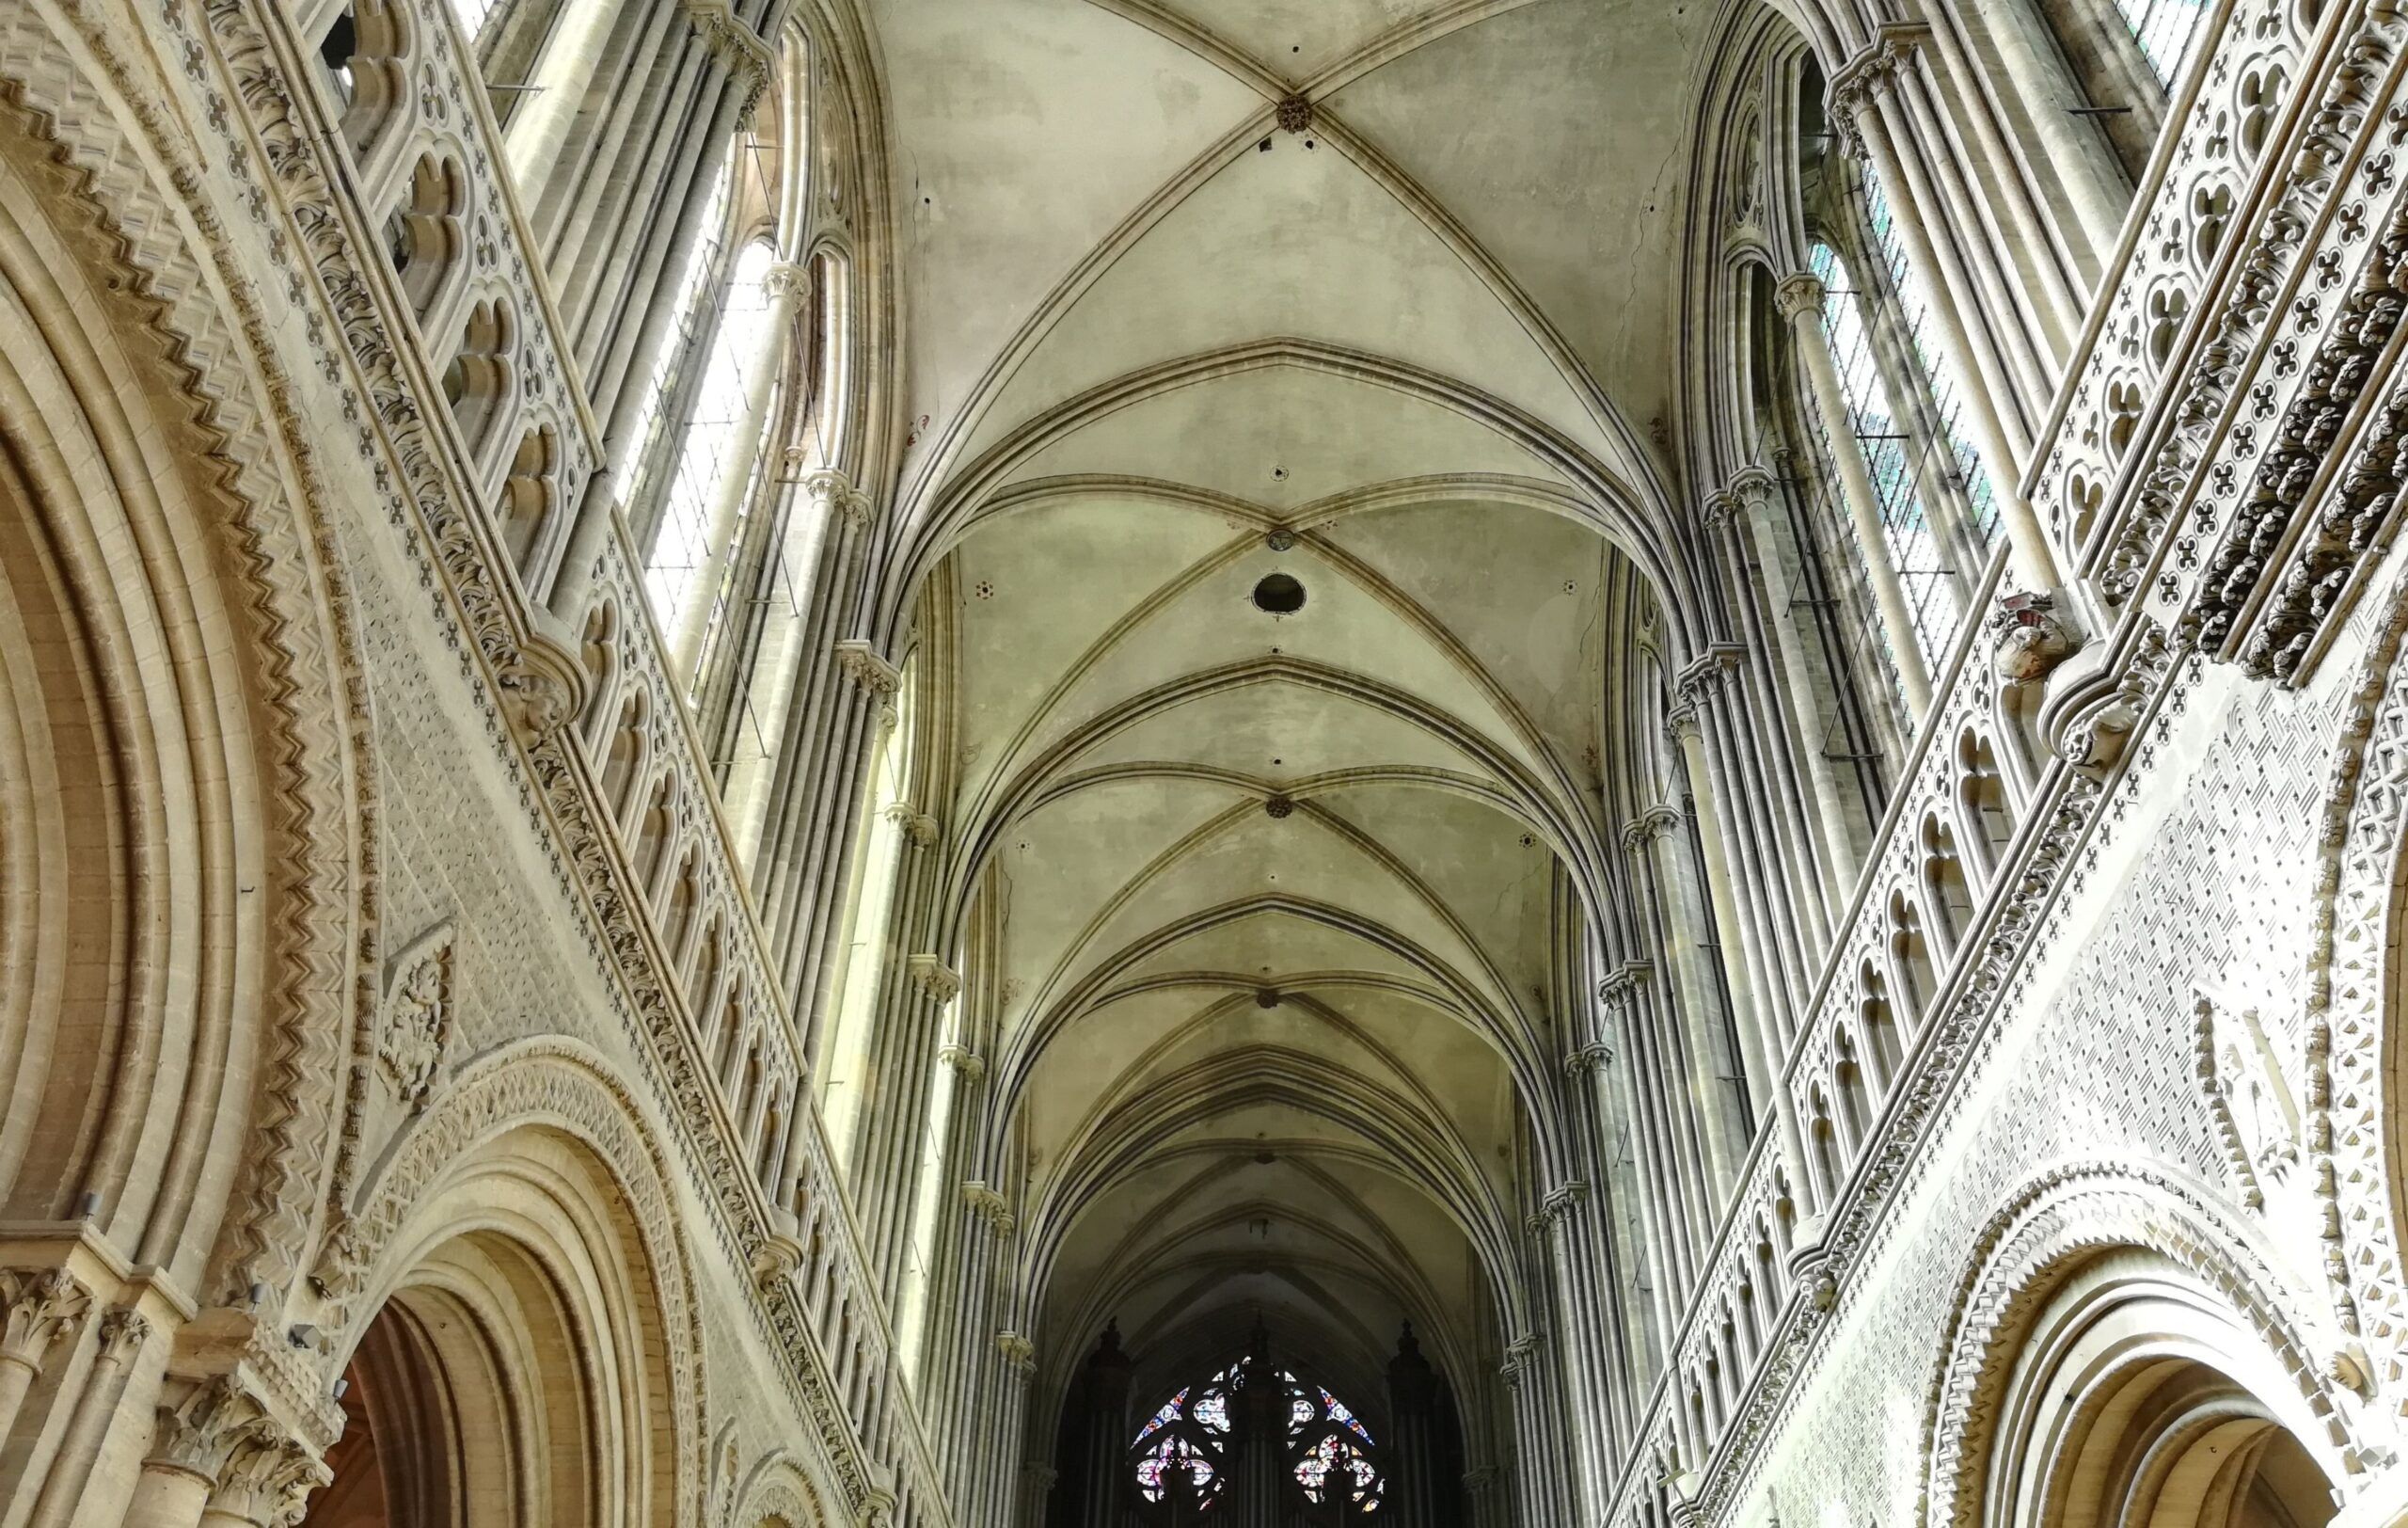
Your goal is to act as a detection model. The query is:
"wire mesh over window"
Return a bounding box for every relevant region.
[1807,235,1977,675]
[443,0,500,39]
[2115,0,2214,87]
[642,238,778,665]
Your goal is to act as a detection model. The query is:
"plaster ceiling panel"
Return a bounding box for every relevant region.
[959,131,1612,470]
[1062,813,1511,1010]
[1020,547,1542,783]
[1073,681,1490,785]
[998,367,1569,509]
[1147,0,1460,81]
[987,775,1246,993]
[1328,0,1706,446]
[1021,987,1233,1170]
[874,0,1262,460]
[1315,499,1608,778]
[1305,786,1560,1005]
[1114,913,1436,995]
[950,501,1241,797]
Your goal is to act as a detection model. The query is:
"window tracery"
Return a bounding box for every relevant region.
[1126,1357,1386,1516]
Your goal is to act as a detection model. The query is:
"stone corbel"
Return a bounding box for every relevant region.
[832,639,901,697]
[907,954,961,1006]
[750,1234,805,1290]
[496,626,587,745]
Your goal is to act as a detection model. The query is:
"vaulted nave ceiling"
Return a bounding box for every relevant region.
[866,0,1715,1406]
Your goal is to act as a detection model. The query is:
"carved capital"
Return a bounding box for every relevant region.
[1499,1331,1543,1385]
[0,1268,89,1372]
[1598,961,1654,1013]
[1720,464,1777,511]
[1620,804,1684,852]
[682,0,775,89]
[146,1377,266,1487]
[961,1182,1016,1234]
[832,639,901,697]
[940,1043,989,1084]
[1526,1181,1590,1235]
[882,802,940,847]
[1827,26,1922,121]
[762,260,811,302]
[996,1330,1037,1374]
[804,469,876,526]
[1562,1041,1613,1076]
[907,954,961,1005]
[209,1423,331,1528]
[1772,272,1826,321]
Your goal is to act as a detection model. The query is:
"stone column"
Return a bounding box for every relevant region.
[1974,0,2129,261]
[1530,1186,1619,1519]
[0,1269,89,1445]
[27,1307,152,1528]
[1709,468,1863,908]
[1462,1464,1506,1528]
[1018,1461,1057,1528]
[670,260,810,683]
[1774,270,1935,721]
[1073,1324,1133,1528]
[1830,38,2067,597]
[1384,1327,1444,1528]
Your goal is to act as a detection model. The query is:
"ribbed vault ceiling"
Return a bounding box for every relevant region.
[869,0,1712,1407]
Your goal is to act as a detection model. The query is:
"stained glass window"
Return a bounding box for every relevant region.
[1128,1356,1386,1514]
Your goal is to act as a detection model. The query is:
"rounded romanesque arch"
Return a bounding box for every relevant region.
[1921,1167,2355,1528]
[306,1042,705,1527]
[0,9,371,1308]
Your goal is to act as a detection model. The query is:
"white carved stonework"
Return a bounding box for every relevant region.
[378,926,455,1110]
[2194,992,2305,1216]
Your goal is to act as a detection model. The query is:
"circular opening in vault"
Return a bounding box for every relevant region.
[1252,573,1306,614]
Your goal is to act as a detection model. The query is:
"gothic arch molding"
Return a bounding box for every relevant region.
[1919,1163,2357,1528]
[309,1041,706,1521]
[0,10,372,1306]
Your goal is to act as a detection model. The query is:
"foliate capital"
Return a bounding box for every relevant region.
[961,1182,1016,1234]
[997,1330,1037,1374]
[762,261,812,302]
[0,1267,89,1371]
[1772,272,1826,321]
[940,1043,989,1083]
